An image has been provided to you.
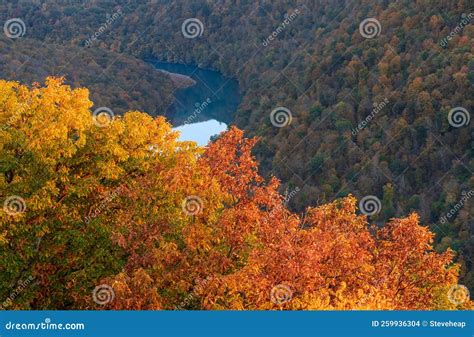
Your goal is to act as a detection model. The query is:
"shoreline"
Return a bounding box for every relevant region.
[158,69,196,89]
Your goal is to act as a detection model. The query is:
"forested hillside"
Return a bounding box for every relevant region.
[0,36,176,114]
[0,1,472,295]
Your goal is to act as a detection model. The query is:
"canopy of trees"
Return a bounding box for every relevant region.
[0,35,176,114]
[0,79,471,310]
[0,1,471,291]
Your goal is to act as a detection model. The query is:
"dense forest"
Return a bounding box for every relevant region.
[0,35,176,114]
[0,0,473,306]
[0,78,472,309]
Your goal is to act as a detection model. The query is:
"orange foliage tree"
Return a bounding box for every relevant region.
[103,129,469,311]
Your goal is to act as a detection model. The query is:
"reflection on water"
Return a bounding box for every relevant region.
[148,60,241,145]
[174,119,227,146]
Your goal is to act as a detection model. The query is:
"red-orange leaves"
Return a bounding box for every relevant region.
[202,126,261,200]
[200,197,466,310]
[374,214,458,309]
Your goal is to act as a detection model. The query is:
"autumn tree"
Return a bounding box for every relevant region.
[0,77,192,309]
[200,198,465,310]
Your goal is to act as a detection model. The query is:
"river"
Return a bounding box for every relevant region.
[149,61,241,146]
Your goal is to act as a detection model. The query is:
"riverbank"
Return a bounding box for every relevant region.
[159,69,196,89]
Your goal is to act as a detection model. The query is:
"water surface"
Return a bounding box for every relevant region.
[149,61,241,145]
[174,119,228,145]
